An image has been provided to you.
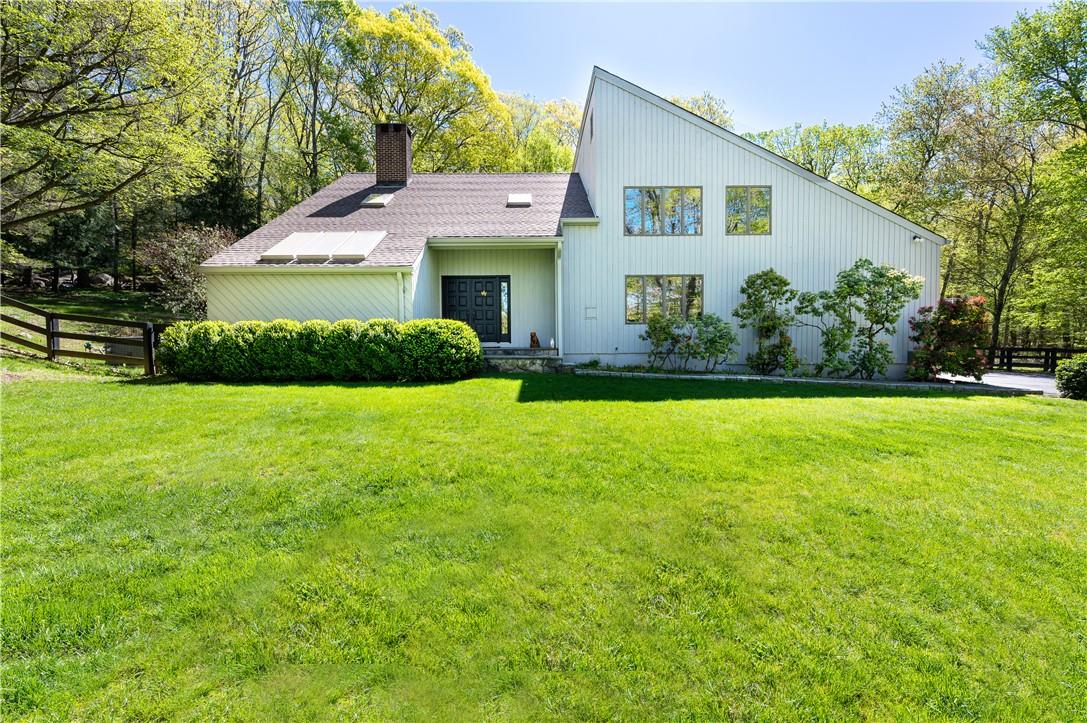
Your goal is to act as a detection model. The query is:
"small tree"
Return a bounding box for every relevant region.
[139,225,236,317]
[640,312,683,369]
[836,259,924,379]
[676,314,739,372]
[907,296,990,381]
[733,269,799,375]
[795,288,855,377]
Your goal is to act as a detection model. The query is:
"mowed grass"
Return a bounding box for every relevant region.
[2,355,1085,720]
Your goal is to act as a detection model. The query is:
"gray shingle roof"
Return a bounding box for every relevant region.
[202,173,595,268]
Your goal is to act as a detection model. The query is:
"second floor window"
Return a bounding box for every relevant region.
[726,186,772,234]
[624,187,703,235]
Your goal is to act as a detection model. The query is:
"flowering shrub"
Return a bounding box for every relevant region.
[906,296,990,381]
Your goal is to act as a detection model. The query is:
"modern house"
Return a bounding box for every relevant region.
[202,67,944,376]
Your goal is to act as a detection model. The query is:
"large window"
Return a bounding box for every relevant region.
[726,186,772,235]
[625,275,704,323]
[624,187,702,235]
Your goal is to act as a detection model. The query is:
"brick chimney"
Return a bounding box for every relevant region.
[375,122,412,186]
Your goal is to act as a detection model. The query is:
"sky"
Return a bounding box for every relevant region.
[366,2,1043,133]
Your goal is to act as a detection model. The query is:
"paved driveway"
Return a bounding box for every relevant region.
[943,371,1058,396]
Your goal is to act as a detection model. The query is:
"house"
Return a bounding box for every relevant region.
[202,67,945,377]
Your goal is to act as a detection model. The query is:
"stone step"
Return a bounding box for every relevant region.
[483,347,559,357]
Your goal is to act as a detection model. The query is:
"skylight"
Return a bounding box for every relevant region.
[362,193,394,208]
[506,193,532,207]
[259,231,387,262]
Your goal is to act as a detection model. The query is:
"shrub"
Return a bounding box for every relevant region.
[640,312,684,369]
[906,296,990,381]
[733,269,799,375]
[1055,354,1087,400]
[399,318,482,381]
[158,317,479,382]
[795,288,854,377]
[836,259,924,379]
[679,314,739,372]
[157,320,230,380]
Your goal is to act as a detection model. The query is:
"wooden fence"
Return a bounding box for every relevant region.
[988,346,1087,373]
[1,295,161,375]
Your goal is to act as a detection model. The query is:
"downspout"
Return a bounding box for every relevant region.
[396,271,405,322]
[555,239,563,355]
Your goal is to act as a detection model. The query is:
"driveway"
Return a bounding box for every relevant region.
[943,371,1058,396]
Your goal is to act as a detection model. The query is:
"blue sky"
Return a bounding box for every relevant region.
[367,2,1043,133]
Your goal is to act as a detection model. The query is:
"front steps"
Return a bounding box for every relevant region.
[483,347,564,373]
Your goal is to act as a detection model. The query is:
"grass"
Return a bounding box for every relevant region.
[2,355,1085,720]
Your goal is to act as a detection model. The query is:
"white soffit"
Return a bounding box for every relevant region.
[506,193,532,207]
[259,231,387,261]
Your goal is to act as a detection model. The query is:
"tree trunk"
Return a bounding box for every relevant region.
[129,210,139,291]
[76,266,91,288]
[111,201,120,292]
[51,262,59,292]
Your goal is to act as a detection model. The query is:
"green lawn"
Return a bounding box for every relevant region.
[2,355,1084,720]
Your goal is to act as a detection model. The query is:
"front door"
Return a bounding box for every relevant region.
[441,276,510,343]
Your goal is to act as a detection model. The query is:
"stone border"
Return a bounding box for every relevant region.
[573,368,1043,396]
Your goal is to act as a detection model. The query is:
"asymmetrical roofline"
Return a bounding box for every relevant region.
[574,66,948,246]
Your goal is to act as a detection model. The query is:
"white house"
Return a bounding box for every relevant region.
[202,67,945,377]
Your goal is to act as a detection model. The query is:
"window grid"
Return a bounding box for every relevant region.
[726,185,772,235]
[624,275,704,324]
[623,187,703,236]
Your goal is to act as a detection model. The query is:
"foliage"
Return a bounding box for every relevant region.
[502,93,577,171]
[983,0,1087,135]
[835,259,924,379]
[669,92,734,128]
[0,0,222,228]
[1055,353,1087,399]
[398,318,483,381]
[639,313,738,371]
[137,225,236,318]
[332,3,513,172]
[906,296,991,381]
[733,269,799,375]
[639,313,684,369]
[746,122,883,192]
[682,314,739,371]
[158,317,479,382]
[795,288,855,377]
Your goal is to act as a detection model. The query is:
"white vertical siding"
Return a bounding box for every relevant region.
[206,271,400,322]
[566,77,941,377]
[416,248,557,347]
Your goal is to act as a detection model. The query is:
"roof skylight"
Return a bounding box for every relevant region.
[259,231,387,262]
[362,193,394,208]
[506,193,532,207]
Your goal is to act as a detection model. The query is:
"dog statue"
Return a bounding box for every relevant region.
[529,331,540,349]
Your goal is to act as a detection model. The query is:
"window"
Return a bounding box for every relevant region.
[726,186,772,235]
[500,279,510,336]
[624,275,704,323]
[623,187,702,235]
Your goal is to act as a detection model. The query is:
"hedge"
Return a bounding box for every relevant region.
[158,318,482,382]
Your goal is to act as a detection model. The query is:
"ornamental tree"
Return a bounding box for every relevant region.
[733,269,799,375]
[906,296,991,381]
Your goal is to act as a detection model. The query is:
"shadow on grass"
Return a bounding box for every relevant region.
[514,373,973,403]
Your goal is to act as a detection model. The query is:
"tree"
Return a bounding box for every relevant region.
[834,259,924,379]
[907,296,990,381]
[0,0,222,227]
[746,122,883,192]
[983,0,1087,136]
[669,92,733,129]
[138,225,236,317]
[331,3,513,173]
[501,93,576,171]
[795,287,855,377]
[732,269,799,375]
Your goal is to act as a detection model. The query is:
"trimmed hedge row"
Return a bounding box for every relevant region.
[157,318,482,382]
